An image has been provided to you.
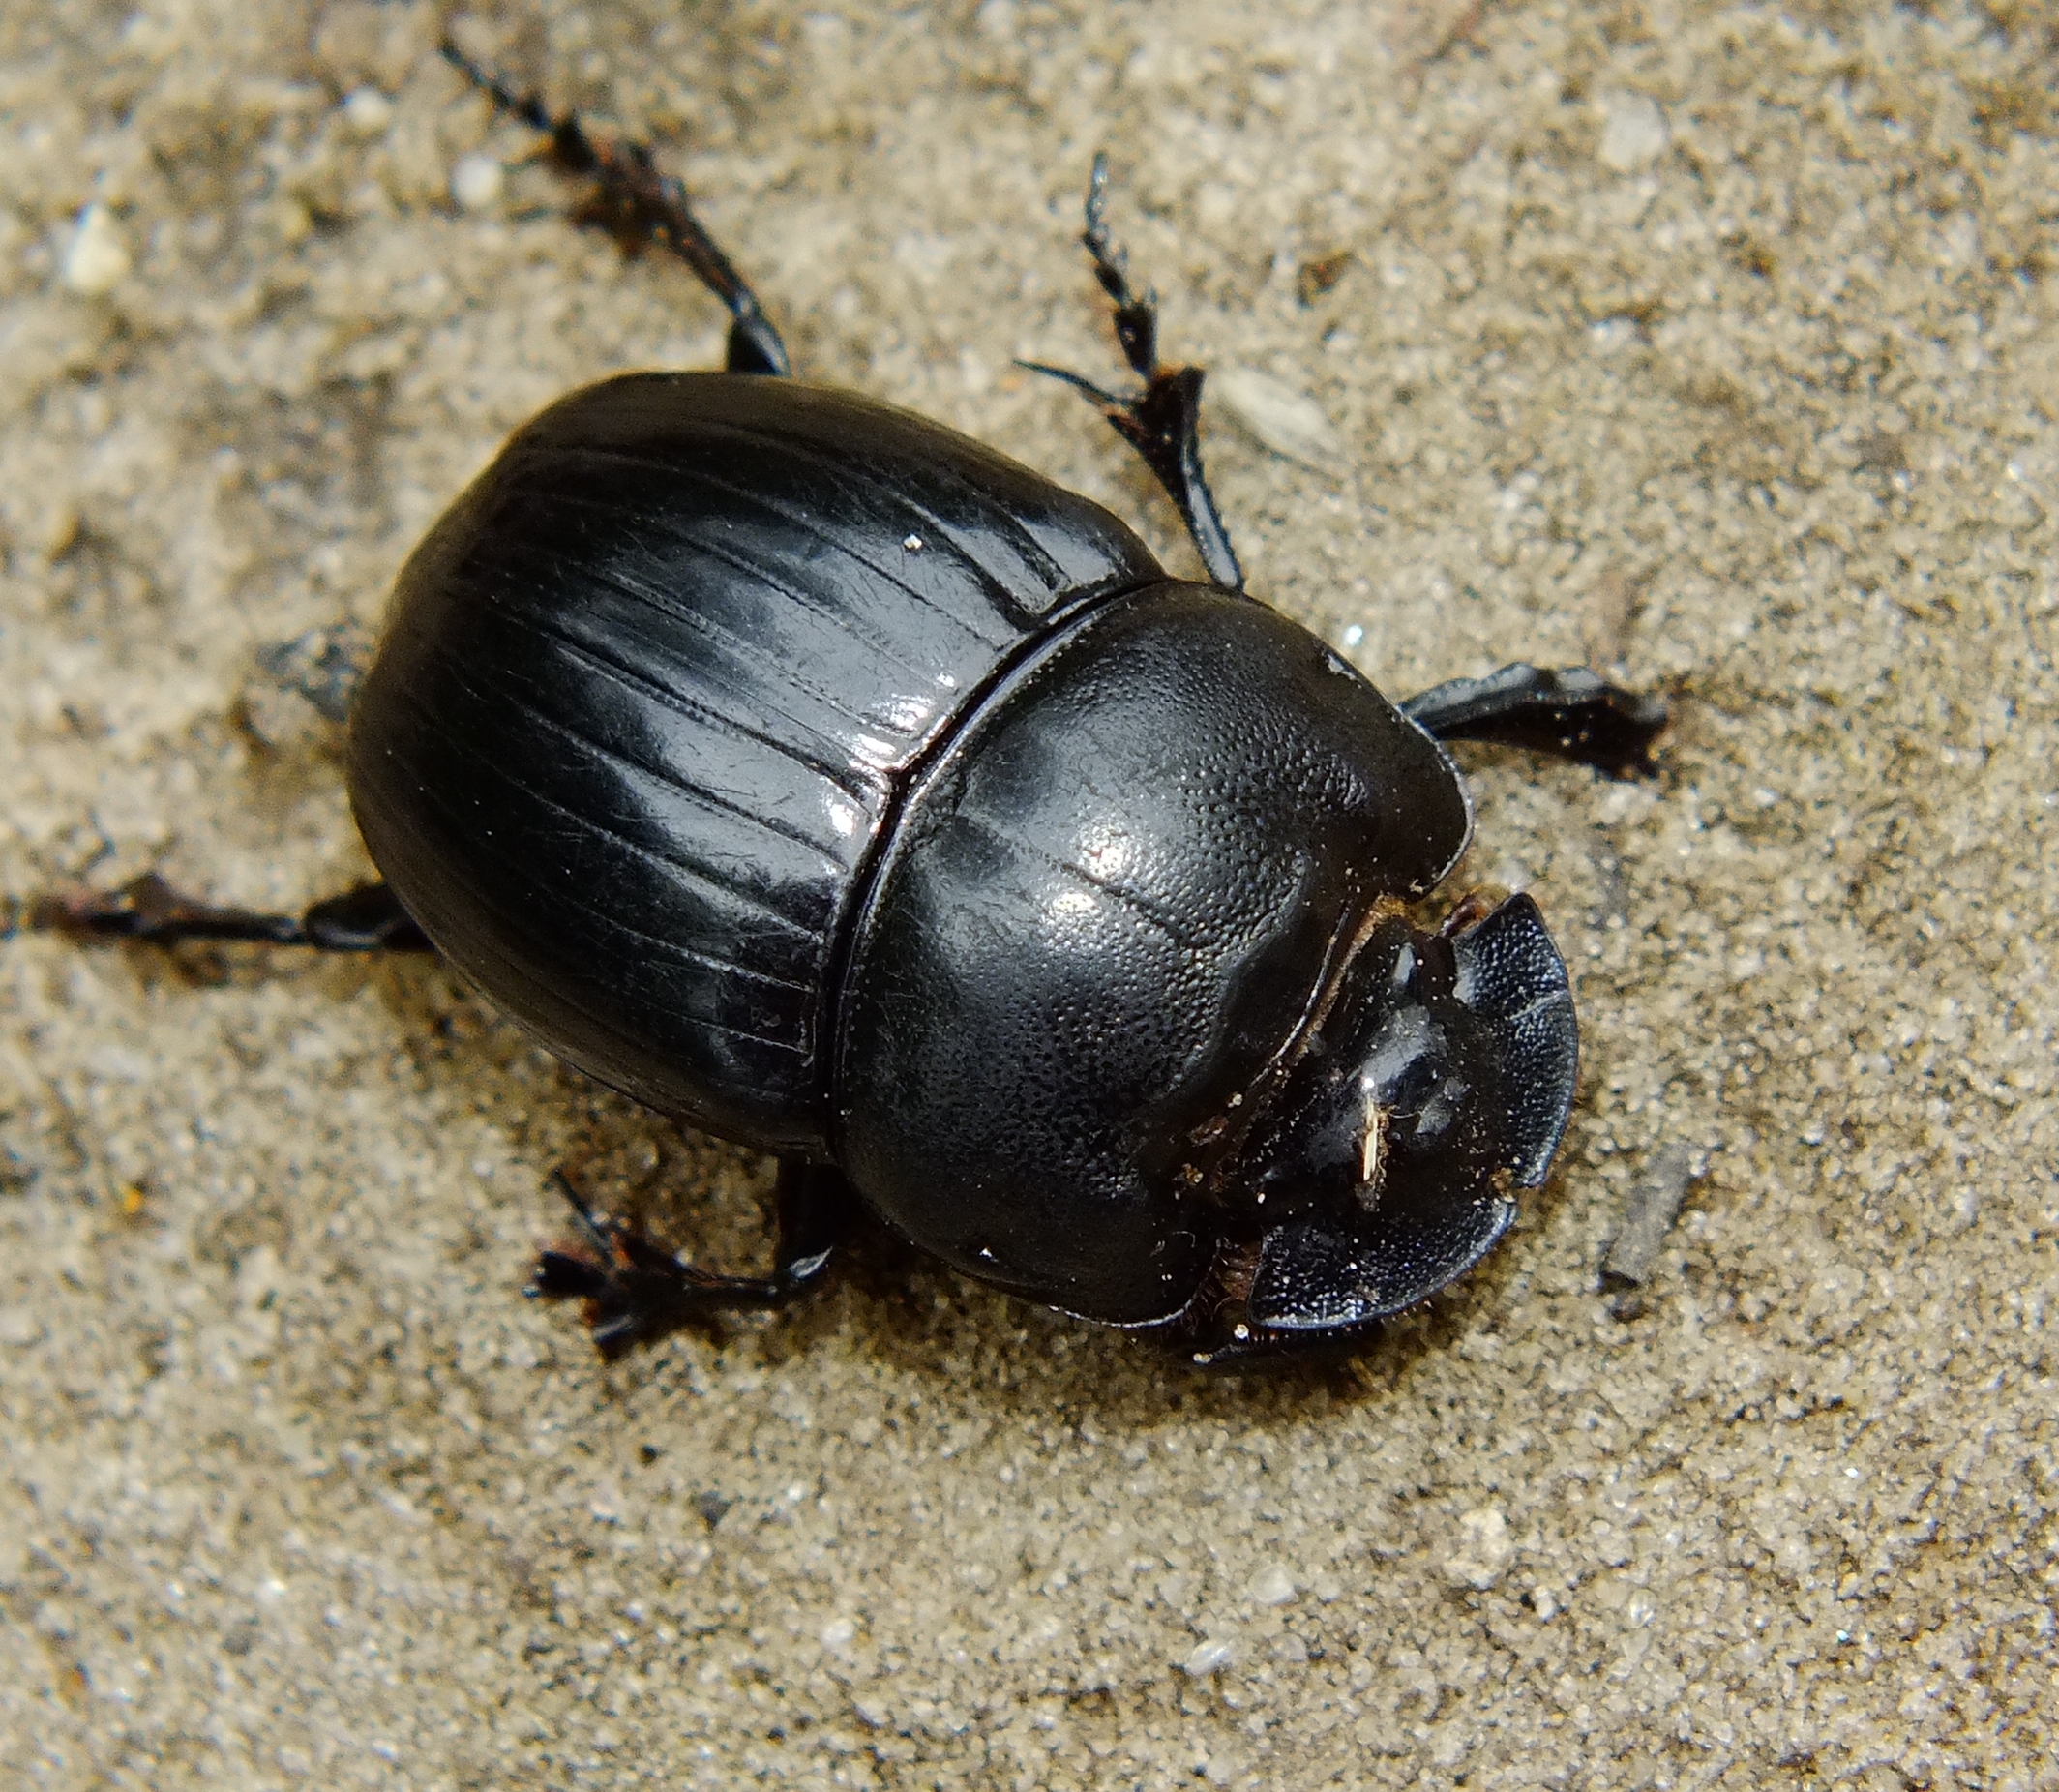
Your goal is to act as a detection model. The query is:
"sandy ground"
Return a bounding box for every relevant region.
[4,2,2057,1787]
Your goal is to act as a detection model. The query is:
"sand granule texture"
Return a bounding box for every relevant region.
[3,3,2056,1788]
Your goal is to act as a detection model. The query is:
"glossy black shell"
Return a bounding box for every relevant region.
[349,372,1479,1325]
[350,373,1163,1152]
[837,584,1470,1322]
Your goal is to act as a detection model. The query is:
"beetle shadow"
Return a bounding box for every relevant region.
[821,1233,1530,1434]
[709,1168,1565,1437]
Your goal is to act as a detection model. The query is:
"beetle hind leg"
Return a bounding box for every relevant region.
[438,37,790,376]
[530,1164,849,1359]
[1022,155,1243,593]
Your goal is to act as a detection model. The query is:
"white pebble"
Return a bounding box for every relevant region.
[87,1043,152,1083]
[342,87,394,135]
[1212,364,1345,472]
[62,203,131,295]
[1530,1585,1559,1622]
[1596,93,1669,172]
[819,1616,857,1649]
[1247,1564,1297,1607]
[1182,1636,1237,1677]
[1443,1507,1513,1590]
[0,1306,42,1347]
[451,153,505,213]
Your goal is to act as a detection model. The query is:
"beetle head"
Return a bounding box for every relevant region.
[1198,892,1576,1357]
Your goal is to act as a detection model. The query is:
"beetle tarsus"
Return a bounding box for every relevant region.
[1023,153,1243,593]
[438,36,791,376]
[1403,665,1671,779]
[530,1165,848,1359]
[27,872,431,952]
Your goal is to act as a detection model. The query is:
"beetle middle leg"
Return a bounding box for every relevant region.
[438,38,791,376]
[1023,155,1244,593]
[530,1162,850,1359]
[30,873,432,952]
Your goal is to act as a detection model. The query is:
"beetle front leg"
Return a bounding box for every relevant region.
[439,38,791,376]
[1023,155,1243,593]
[27,873,432,952]
[1403,665,1670,779]
[1139,1241,1387,1371]
[530,1162,850,1359]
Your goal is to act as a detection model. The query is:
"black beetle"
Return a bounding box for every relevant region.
[38,44,1666,1366]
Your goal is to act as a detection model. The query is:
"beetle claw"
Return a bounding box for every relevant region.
[531,1174,696,1355]
[525,1231,708,1359]
[1015,358,1123,409]
[529,1169,827,1357]
[526,1249,612,1302]
[545,1171,617,1258]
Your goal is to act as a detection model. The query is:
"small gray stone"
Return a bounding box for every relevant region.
[1602,1142,1703,1307]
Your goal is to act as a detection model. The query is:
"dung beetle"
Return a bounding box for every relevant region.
[39,43,1667,1366]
